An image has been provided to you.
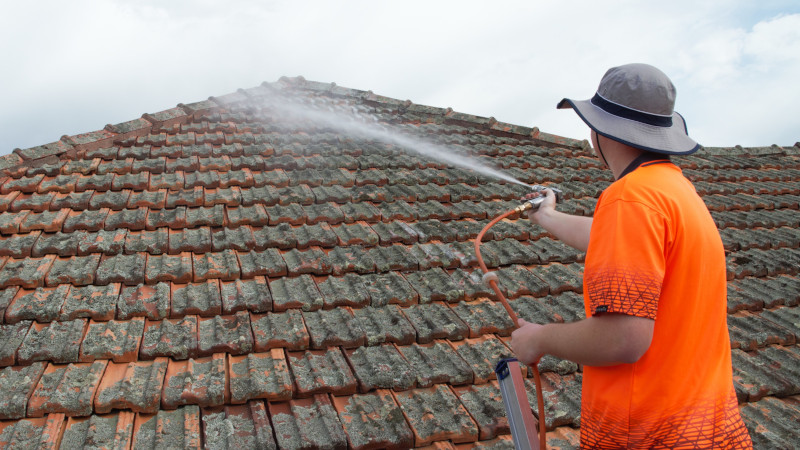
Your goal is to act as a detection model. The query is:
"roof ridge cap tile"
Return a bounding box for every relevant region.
[697,144,792,157]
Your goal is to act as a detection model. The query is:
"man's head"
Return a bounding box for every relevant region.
[558,63,700,155]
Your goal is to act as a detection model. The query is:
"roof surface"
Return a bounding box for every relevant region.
[0,77,798,449]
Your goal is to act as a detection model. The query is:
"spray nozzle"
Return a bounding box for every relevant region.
[516,185,564,213]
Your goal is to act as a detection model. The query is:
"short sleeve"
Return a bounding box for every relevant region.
[584,197,667,320]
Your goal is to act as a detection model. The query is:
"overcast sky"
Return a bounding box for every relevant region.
[2,0,799,156]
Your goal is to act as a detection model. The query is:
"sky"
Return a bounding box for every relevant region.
[1,0,799,156]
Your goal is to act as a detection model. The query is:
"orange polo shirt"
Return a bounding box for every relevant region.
[580,160,751,448]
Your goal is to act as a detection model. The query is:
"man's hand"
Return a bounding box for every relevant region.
[511,318,546,366]
[523,189,557,225]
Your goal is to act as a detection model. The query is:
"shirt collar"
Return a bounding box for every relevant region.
[619,152,671,179]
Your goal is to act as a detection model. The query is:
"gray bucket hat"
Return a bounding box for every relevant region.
[558,63,700,155]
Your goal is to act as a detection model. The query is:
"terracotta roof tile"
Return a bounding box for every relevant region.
[405,267,465,303]
[117,282,170,321]
[403,302,469,344]
[270,274,323,312]
[59,283,118,321]
[225,205,269,228]
[394,384,479,446]
[132,405,201,448]
[269,395,348,450]
[333,390,415,450]
[451,335,515,384]
[60,411,135,448]
[94,358,168,413]
[80,318,144,362]
[202,401,276,448]
[739,397,800,449]
[287,348,357,397]
[0,319,30,366]
[0,361,46,419]
[6,285,68,323]
[0,413,66,448]
[250,310,309,351]
[162,354,228,409]
[221,354,288,409]
[140,316,198,360]
[28,361,106,417]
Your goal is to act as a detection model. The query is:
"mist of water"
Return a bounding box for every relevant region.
[241,90,534,189]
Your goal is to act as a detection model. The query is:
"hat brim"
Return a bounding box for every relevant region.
[558,98,701,155]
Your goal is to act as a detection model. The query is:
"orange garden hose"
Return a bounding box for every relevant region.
[475,204,548,450]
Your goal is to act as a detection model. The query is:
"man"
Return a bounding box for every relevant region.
[511,63,752,448]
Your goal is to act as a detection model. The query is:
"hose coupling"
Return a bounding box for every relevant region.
[481,271,500,285]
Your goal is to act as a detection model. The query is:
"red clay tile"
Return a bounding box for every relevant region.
[6,285,70,323]
[452,381,509,441]
[79,318,145,362]
[269,274,324,312]
[0,319,30,366]
[16,319,87,365]
[0,255,55,289]
[9,193,54,213]
[398,340,473,388]
[192,249,241,282]
[185,205,225,228]
[236,248,287,278]
[219,277,271,314]
[282,247,331,276]
[228,350,293,403]
[333,389,414,450]
[94,358,168,414]
[139,316,198,361]
[269,394,348,450]
[170,280,222,318]
[344,344,416,393]
[352,304,417,346]
[250,310,310,352]
[146,205,187,230]
[60,411,135,448]
[302,307,366,349]
[0,192,19,213]
[59,283,119,321]
[161,354,228,409]
[95,253,145,286]
[225,205,269,228]
[0,231,40,258]
[117,282,170,320]
[393,384,479,446]
[145,252,193,284]
[18,209,69,233]
[132,405,201,448]
[104,207,147,231]
[201,401,276,448]
[76,229,127,256]
[168,227,212,254]
[451,335,515,384]
[362,272,419,307]
[450,298,516,338]
[197,311,254,357]
[211,226,256,252]
[28,361,107,417]
[166,186,204,208]
[45,255,101,287]
[287,348,358,398]
[0,413,66,449]
[317,273,370,309]
[63,208,109,233]
[0,361,46,419]
[402,301,469,344]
